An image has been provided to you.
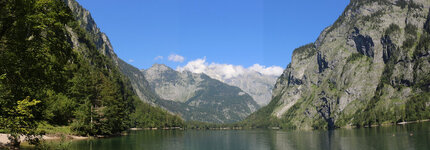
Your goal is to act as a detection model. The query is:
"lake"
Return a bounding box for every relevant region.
[67,122,430,150]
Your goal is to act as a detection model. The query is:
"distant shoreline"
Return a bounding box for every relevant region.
[338,119,430,129]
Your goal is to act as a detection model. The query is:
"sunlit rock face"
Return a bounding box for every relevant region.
[222,71,278,106]
[247,0,430,129]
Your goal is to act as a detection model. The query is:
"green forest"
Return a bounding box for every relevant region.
[0,0,183,147]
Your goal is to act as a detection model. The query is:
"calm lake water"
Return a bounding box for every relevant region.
[67,122,430,150]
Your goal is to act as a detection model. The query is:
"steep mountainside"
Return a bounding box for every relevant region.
[222,72,277,106]
[63,0,160,104]
[62,0,182,128]
[117,59,159,103]
[144,64,260,123]
[243,0,430,129]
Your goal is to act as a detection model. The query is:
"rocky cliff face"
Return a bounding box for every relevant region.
[144,64,260,123]
[145,64,203,103]
[63,0,160,104]
[246,0,430,129]
[216,72,277,106]
[63,0,117,63]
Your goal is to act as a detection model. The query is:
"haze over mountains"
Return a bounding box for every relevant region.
[177,58,283,106]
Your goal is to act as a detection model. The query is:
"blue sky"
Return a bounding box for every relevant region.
[76,0,350,70]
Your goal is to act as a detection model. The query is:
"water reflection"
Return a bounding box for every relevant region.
[269,122,430,150]
[69,122,430,150]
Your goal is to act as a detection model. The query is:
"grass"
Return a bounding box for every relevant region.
[0,123,74,135]
[36,122,74,135]
[0,129,7,133]
[346,53,365,64]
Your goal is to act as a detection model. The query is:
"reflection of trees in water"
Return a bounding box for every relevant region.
[69,122,430,150]
[271,131,330,150]
[167,130,273,150]
[268,122,429,150]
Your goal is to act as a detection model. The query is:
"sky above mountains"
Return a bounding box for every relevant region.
[76,0,349,75]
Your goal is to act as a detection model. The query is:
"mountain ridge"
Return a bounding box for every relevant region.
[242,0,430,129]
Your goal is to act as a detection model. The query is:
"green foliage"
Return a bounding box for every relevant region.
[33,135,71,150]
[346,53,365,63]
[69,67,135,136]
[405,23,418,35]
[185,121,231,129]
[354,89,430,127]
[292,43,316,60]
[0,97,41,146]
[362,10,384,23]
[2,97,41,134]
[396,0,422,9]
[402,38,416,49]
[414,30,430,59]
[130,98,184,128]
[352,0,389,5]
[45,91,76,125]
[238,95,283,128]
[425,11,430,34]
[408,0,422,9]
[0,0,182,146]
[385,24,400,35]
[405,93,430,121]
[36,122,72,135]
[396,0,408,9]
[312,117,328,130]
[402,24,418,49]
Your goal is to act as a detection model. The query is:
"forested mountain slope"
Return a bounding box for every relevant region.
[0,0,182,142]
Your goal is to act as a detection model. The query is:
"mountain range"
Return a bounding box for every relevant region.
[177,63,280,106]
[143,64,259,123]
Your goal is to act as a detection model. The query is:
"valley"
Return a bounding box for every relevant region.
[1,0,429,149]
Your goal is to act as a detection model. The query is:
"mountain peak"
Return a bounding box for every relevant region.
[146,63,174,73]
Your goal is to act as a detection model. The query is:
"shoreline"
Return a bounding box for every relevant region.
[1,120,429,146]
[338,119,430,129]
[0,133,89,146]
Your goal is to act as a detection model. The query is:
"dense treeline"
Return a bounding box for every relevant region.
[131,99,184,128]
[0,0,183,147]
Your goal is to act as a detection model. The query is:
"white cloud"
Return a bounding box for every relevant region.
[128,59,134,63]
[168,54,185,63]
[249,64,284,76]
[154,56,164,60]
[177,57,207,73]
[177,57,284,81]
